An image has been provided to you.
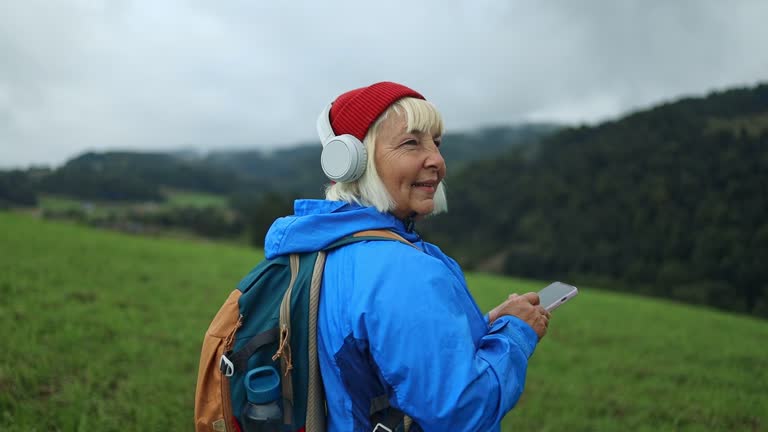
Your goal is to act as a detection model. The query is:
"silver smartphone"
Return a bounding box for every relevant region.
[538,282,579,312]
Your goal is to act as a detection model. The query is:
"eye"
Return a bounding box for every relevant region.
[400,139,418,147]
[434,138,442,147]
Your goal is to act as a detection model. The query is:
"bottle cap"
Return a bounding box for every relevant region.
[243,366,281,404]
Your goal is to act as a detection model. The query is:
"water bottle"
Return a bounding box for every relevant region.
[241,366,282,432]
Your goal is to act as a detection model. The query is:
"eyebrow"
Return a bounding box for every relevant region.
[406,128,442,138]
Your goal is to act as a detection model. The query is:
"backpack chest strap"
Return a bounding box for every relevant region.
[220,327,280,376]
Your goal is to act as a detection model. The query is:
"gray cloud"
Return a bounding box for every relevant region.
[1,0,767,168]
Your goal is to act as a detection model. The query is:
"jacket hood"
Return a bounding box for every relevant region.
[264,199,420,259]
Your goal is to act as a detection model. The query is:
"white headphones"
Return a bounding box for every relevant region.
[316,103,368,183]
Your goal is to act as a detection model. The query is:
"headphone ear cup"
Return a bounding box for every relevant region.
[320,135,368,183]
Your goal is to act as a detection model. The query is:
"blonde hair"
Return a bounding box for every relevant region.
[325,97,448,216]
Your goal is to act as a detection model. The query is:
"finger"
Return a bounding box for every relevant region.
[538,322,547,339]
[522,292,540,305]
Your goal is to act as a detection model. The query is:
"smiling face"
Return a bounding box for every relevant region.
[374,111,446,220]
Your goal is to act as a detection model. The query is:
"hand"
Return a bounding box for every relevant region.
[488,292,551,340]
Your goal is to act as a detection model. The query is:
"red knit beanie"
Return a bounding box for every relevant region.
[329,82,425,141]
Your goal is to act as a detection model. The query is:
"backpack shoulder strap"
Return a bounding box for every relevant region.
[325,229,421,251]
[306,250,327,432]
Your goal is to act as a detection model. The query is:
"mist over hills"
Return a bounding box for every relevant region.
[201,123,561,197]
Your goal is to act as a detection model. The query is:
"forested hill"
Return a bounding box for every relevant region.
[422,83,768,317]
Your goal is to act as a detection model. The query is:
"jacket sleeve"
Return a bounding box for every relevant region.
[354,243,539,432]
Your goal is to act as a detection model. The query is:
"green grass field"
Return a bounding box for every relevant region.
[1,212,765,431]
[39,189,228,213]
[161,189,228,208]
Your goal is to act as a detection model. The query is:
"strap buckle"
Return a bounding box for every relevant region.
[372,424,393,432]
[219,352,235,377]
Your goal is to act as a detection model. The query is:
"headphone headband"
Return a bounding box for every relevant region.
[316,103,335,147]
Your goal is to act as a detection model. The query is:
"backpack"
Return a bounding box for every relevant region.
[194,229,416,432]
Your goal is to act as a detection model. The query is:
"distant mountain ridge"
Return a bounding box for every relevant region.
[4,123,558,202]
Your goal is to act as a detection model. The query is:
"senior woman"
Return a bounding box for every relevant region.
[264,82,550,432]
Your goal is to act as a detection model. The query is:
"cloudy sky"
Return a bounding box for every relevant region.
[1,0,767,168]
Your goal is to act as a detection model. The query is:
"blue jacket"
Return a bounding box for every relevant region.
[265,200,539,432]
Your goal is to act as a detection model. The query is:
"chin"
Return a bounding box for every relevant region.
[413,206,435,219]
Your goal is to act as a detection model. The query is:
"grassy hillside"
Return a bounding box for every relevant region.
[1,213,765,431]
[468,273,767,431]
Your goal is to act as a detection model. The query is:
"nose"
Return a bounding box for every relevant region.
[424,139,446,173]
